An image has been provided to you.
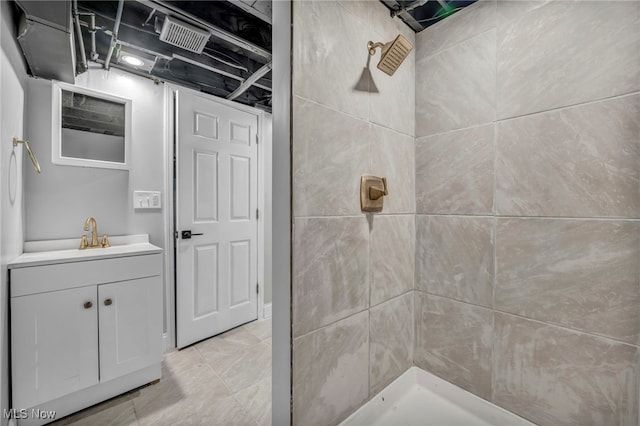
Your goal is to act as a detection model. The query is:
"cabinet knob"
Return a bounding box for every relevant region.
[104,298,113,306]
[84,301,93,309]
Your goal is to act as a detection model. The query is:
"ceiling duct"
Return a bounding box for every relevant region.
[159,16,209,54]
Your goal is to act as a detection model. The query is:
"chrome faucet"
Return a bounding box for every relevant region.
[79,217,110,249]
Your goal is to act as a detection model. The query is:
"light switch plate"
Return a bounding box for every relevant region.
[134,191,161,210]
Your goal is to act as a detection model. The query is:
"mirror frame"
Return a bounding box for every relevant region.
[52,81,132,170]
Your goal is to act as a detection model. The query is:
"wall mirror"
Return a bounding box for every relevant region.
[52,82,131,170]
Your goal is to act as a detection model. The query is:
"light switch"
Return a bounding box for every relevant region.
[134,191,161,210]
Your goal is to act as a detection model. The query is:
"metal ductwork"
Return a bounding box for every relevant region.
[15,0,76,83]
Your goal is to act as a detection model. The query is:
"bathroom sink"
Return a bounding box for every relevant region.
[9,234,162,268]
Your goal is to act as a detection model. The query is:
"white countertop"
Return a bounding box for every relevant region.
[9,234,162,268]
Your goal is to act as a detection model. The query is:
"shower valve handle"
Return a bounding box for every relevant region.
[369,177,388,201]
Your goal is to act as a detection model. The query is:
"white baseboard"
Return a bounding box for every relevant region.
[264,303,272,319]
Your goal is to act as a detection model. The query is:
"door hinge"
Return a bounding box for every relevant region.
[256,208,259,220]
[256,134,259,145]
[256,283,259,294]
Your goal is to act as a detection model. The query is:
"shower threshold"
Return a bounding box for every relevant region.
[340,367,535,426]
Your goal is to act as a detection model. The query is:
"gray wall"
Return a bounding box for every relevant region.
[25,70,165,245]
[0,2,28,423]
[291,2,415,424]
[25,70,168,331]
[414,1,640,424]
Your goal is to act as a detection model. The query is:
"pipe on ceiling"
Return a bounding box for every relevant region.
[226,60,272,100]
[73,0,88,71]
[89,14,98,61]
[104,0,124,70]
[172,53,245,82]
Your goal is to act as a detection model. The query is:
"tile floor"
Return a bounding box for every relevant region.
[54,318,272,426]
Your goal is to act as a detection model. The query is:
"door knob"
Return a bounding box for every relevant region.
[104,298,113,306]
[84,301,93,309]
[181,230,204,239]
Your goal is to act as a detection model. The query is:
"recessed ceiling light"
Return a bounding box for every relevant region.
[121,55,144,67]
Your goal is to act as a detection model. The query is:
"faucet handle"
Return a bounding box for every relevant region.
[79,235,89,250]
[101,234,111,248]
[369,177,388,201]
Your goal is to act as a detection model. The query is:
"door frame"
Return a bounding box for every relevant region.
[162,83,268,350]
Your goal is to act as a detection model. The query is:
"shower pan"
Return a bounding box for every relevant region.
[340,368,533,426]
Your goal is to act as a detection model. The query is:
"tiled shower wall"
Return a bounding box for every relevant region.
[291,2,416,425]
[414,1,640,425]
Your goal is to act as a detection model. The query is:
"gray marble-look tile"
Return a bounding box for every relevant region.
[336,1,370,26]
[293,311,369,426]
[494,313,639,426]
[53,395,137,426]
[369,1,415,137]
[162,346,209,377]
[371,215,415,306]
[234,375,271,426]
[416,216,494,308]
[416,124,494,214]
[496,218,640,345]
[416,29,496,137]
[416,0,497,60]
[243,318,272,341]
[496,0,550,26]
[216,325,262,346]
[131,349,253,426]
[496,95,640,218]
[293,0,371,120]
[293,216,369,337]
[217,342,272,394]
[415,293,493,399]
[195,329,262,375]
[369,0,416,48]
[293,97,370,217]
[497,0,640,119]
[371,125,415,214]
[370,293,414,395]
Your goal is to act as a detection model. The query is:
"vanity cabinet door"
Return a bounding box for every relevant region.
[11,286,99,409]
[98,276,162,382]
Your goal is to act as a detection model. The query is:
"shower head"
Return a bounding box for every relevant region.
[367,34,413,76]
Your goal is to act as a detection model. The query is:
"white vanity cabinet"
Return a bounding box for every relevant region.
[11,286,100,409]
[9,239,162,425]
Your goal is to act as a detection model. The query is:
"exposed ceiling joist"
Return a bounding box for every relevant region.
[228,0,272,25]
[136,0,272,61]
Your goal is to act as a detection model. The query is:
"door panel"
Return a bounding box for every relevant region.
[194,151,218,222]
[11,286,99,409]
[230,239,251,305]
[176,90,258,348]
[194,244,219,318]
[194,112,218,139]
[230,155,251,220]
[98,276,162,382]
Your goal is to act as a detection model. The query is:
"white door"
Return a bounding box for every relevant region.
[98,276,163,381]
[176,90,258,348]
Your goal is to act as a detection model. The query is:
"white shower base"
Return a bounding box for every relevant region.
[340,367,534,426]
